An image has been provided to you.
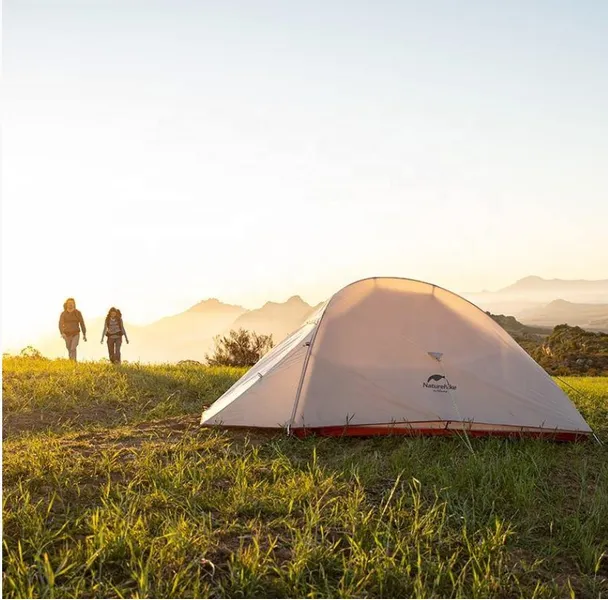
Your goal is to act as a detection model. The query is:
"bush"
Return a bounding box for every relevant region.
[530,324,608,376]
[205,328,274,367]
[19,346,46,359]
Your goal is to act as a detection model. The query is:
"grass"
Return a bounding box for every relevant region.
[2,356,608,598]
[2,356,244,435]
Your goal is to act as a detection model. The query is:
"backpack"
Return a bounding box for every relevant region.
[105,315,124,336]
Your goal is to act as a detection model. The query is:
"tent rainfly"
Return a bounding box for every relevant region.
[200,278,592,441]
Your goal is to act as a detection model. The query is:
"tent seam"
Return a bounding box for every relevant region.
[287,298,337,431]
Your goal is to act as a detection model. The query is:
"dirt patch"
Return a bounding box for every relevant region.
[56,416,280,458]
[3,406,122,439]
[133,414,202,433]
[60,414,204,454]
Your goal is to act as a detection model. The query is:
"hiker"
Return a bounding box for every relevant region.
[59,298,87,361]
[100,307,129,364]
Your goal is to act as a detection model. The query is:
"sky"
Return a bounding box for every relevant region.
[2,0,608,349]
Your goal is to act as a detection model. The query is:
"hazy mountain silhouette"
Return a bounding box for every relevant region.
[29,276,608,363]
[130,299,247,363]
[518,300,608,331]
[143,299,246,337]
[231,296,321,343]
[498,276,608,296]
[464,276,608,317]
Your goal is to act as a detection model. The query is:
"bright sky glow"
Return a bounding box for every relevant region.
[2,0,608,349]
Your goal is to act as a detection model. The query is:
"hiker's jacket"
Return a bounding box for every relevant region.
[59,310,86,336]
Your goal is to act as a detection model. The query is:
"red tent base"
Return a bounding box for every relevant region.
[291,425,589,442]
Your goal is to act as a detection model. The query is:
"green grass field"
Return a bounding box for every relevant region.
[3,356,608,598]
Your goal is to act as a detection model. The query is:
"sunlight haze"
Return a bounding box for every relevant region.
[2,0,607,350]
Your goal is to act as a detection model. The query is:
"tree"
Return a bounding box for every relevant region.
[206,328,274,367]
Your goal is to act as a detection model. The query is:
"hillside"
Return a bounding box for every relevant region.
[488,312,549,336]
[519,300,608,331]
[487,312,550,353]
[2,357,607,598]
[530,325,608,376]
[486,314,608,374]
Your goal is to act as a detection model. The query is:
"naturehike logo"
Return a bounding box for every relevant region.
[423,374,457,393]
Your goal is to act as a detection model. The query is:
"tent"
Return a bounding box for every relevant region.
[200,277,591,440]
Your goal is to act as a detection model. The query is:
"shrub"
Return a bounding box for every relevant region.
[19,346,46,359]
[205,328,274,367]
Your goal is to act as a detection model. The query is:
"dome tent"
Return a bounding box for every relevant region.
[200,278,591,440]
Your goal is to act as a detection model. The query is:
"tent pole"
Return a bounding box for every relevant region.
[288,305,332,432]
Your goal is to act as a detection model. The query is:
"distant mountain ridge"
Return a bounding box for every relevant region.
[463,275,608,321]
[231,296,323,345]
[498,276,608,294]
[28,275,608,363]
[519,299,608,331]
[186,298,246,313]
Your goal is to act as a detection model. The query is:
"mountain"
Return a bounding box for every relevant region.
[131,299,248,363]
[518,300,608,331]
[463,276,608,320]
[230,296,321,343]
[184,298,246,315]
[498,276,608,297]
[145,299,246,336]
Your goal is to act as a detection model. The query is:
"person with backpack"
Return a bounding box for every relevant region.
[100,307,129,364]
[59,298,87,361]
